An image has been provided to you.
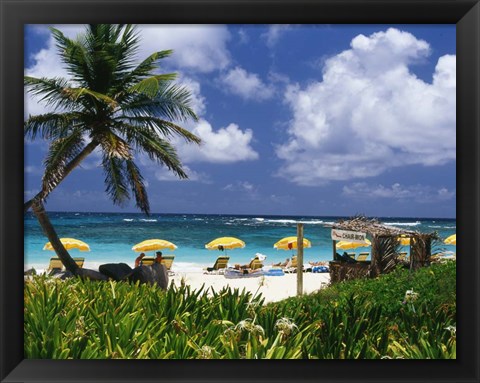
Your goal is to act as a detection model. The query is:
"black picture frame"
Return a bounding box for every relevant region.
[1,0,479,382]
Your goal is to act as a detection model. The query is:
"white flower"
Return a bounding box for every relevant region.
[444,325,456,337]
[275,317,298,336]
[404,289,419,303]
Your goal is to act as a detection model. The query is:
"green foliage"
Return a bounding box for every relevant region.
[24,262,456,359]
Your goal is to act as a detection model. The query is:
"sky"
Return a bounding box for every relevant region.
[24,24,456,218]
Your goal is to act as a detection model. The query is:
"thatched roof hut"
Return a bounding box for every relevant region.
[325,216,438,283]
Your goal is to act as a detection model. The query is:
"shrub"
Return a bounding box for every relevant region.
[24,261,456,359]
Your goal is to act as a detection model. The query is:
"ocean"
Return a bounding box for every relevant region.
[24,212,457,272]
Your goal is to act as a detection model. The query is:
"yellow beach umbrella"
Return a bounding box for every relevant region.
[132,239,177,252]
[274,236,312,250]
[205,237,245,250]
[397,235,413,246]
[444,234,456,245]
[43,238,90,252]
[336,239,371,250]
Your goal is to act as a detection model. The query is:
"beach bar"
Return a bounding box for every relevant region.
[325,216,438,283]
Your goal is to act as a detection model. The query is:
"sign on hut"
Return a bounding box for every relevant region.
[331,229,367,243]
[325,216,438,283]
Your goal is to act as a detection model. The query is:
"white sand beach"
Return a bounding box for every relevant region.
[169,271,330,303]
[28,261,331,303]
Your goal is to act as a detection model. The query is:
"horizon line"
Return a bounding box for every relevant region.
[25,210,456,220]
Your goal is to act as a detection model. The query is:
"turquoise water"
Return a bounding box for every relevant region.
[24,212,456,272]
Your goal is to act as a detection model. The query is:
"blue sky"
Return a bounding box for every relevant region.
[24,24,456,218]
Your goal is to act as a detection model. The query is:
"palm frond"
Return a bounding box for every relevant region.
[125,159,150,215]
[50,27,93,87]
[122,84,198,122]
[127,74,178,98]
[115,50,173,95]
[116,123,188,179]
[130,50,173,77]
[102,155,130,206]
[42,130,85,196]
[83,24,140,94]
[24,112,82,140]
[62,87,118,109]
[97,131,133,160]
[114,24,141,75]
[115,116,201,144]
[24,76,78,111]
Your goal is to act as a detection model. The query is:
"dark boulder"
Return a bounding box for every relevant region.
[52,270,74,280]
[48,268,63,276]
[150,263,169,289]
[99,263,133,281]
[77,268,109,281]
[126,263,168,289]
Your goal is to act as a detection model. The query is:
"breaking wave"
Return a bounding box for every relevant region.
[384,221,421,227]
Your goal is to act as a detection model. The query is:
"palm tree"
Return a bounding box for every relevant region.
[24,24,201,275]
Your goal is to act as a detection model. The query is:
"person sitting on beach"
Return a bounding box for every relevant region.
[154,251,163,264]
[309,260,327,266]
[233,264,263,275]
[135,252,146,267]
[234,254,266,270]
[273,258,290,267]
[234,262,257,270]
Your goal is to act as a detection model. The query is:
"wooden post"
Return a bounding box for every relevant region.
[332,239,336,260]
[297,223,304,296]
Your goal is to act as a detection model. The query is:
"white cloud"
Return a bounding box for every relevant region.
[24,165,41,174]
[277,28,456,186]
[269,194,294,205]
[25,25,84,80]
[263,24,292,48]
[219,66,274,101]
[223,181,254,192]
[238,29,249,44]
[342,182,456,203]
[137,117,258,181]
[176,119,259,163]
[138,25,231,73]
[25,38,66,117]
[223,181,259,199]
[154,165,209,183]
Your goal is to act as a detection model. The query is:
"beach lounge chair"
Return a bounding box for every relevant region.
[397,252,408,261]
[205,256,230,274]
[283,256,301,273]
[248,255,264,270]
[47,257,64,274]
[73,257,85,268]
[47,257,85,274]
[160,255,175,271]
[141,255,175,274]
[140,257,155,266]
[347,252,356,259]
[356,253,369,262]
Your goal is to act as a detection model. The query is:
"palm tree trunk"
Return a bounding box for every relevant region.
[32,200,79,274]
[24,140,99,213]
